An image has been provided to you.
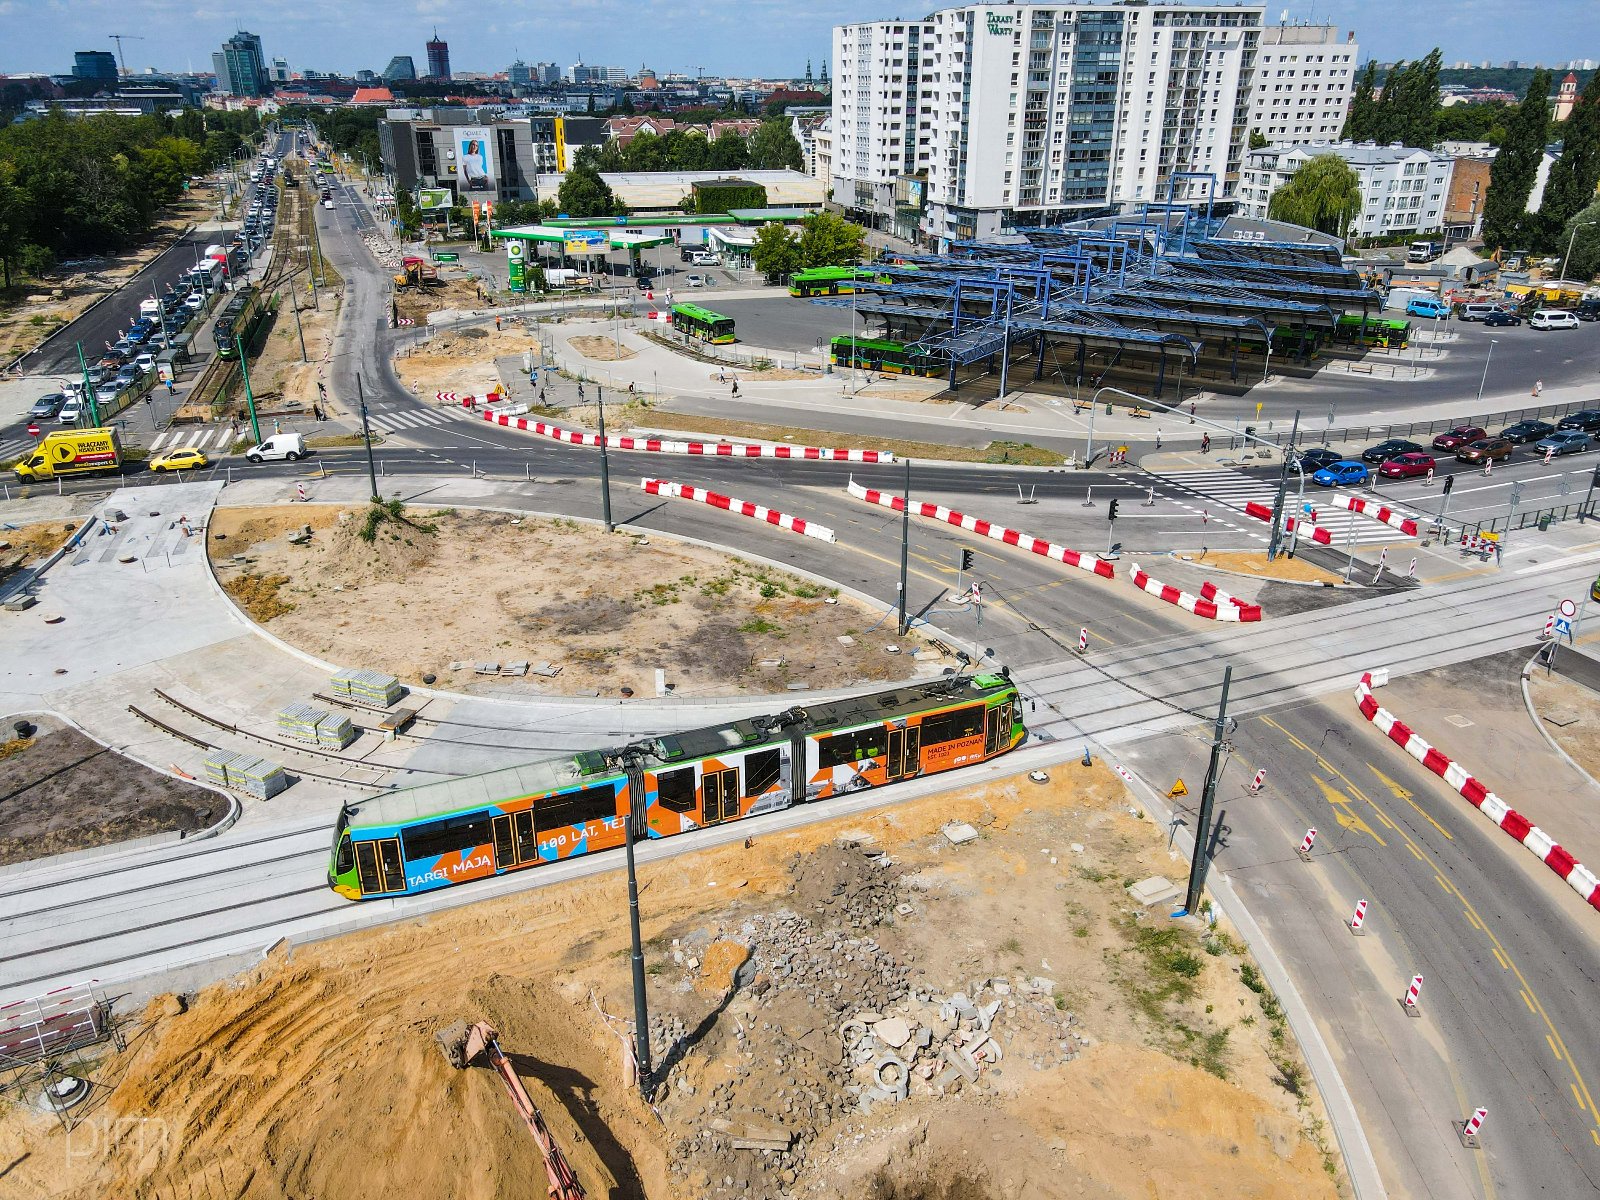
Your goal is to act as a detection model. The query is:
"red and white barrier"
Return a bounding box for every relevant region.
[1078,627,1089,653]
[483,411,895,462]
[640,478,836,543]
[1130,563,1261,621]
[846,479,1115,579]
[1331,492,1421,537]
[1297,828,1318,857]
[1355,670,1600,913]
[1462,1108,1488,1141]
[1243,500,1334,546]
[1248,767,1267,793]
[457,392,506,408]
[1199,580,1264,623]
[1349,898,1368,933]
[1403,974,1423,1012]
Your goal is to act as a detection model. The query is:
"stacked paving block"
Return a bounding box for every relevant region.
[330,668,404,709]
[276,702,356,750]
[201,750,288,800]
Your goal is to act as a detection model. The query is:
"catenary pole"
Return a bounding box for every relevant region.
[1182,665,1232,916]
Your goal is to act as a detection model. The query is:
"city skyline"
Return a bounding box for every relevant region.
[1,0,1595,82]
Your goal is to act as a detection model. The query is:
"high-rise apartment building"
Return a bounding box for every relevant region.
[212,30,268,97]
[72,51,119,82]
[833,3,1267,249]
[427,30,451,81]
[1247,22,1358,144]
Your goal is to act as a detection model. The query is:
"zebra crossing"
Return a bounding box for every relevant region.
[148,426,236,453]
[1137,467,1427,547]
[363,406,472,435]
[0,435,35,464]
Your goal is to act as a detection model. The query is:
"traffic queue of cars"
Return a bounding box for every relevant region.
[1302,409,1600,486]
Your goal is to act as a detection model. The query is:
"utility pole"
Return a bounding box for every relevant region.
[288,274,307,361]
[897,458,912,636]
[356,373,378,500]
[1266,409,1300,561]
[75,342,100,426]
[623,756,652,1097]
[597,386,614,532]
[235,335,261,443]
[1181,665,1232,917]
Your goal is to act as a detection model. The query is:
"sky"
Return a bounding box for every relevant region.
[1,0,1594,80]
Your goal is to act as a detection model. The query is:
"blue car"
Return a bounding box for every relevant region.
[1312,460,1370,487]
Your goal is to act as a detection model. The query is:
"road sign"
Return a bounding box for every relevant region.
[1561,599,1577,618]
[1555,616,1575,639]
[26,423,41,438]
[433,252,459,262]
[1169,778,1188,797]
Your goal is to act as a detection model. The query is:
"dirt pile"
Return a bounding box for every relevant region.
[210,505,933,696]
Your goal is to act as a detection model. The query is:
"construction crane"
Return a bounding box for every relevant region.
[437,1022,585,1200]
[108,34,145,76]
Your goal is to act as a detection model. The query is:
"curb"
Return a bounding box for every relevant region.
[1519,649,1600,796]
[0,515,100,605]
[1355,669,1600,912]
[1167,553,1355,590]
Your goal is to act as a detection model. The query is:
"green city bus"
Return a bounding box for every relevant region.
[790,267,870,298]
[671,303,736,344]
[828,335,936,376]
[1334,314,1411,350]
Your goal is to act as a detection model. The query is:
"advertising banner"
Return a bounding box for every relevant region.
[418,187,453,212]
[563,230,607,257]
[457,132,495,194]
[506,240,526,293]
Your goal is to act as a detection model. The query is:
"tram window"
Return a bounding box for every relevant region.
[402,811,494,862]
[918,704,985,747]
[745,748,783,796]
[537,783,618,834]
[657,767,697,813]
[335,834,354,875]
[819,726,885,769]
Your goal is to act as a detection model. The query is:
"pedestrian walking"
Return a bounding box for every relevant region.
[1156,429,1162,450]
[272,418,281,435]
[1189,402,1196,422]
[578,382,585,400]
[539,388,546,404]
[165,378,176,396]
[1494,540,1503,566]
[1200,432,1210,453]
[628,381,636,396]
[718,367,726,384]
[1533,380,1544,397]
[495,316,502,331]
[731,379,740,397]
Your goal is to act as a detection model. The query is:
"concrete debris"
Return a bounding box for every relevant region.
[942,821,980,846]
[1127,875,1182,907]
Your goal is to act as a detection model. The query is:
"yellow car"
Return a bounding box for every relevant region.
[149,447,210,472]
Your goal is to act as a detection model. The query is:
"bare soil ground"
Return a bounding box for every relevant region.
[570,334,639,362]
[0,766,1345,1200]
[394,274,485,324]
[394,325,541,401]
[0,519,75,583]
[208,504,933,697]
[0,717,221,865]
[1196,550,1342,585]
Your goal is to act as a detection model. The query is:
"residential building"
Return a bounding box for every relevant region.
[212,31,268,98]
[832,3,1266,249]
[426,30,451,81]
[1247,21,1358,144]
[812,115,834,197]
[72,51,118,82]
[383,56,417,82]
[1443,152,1492,240]
[1239,141,1453,239]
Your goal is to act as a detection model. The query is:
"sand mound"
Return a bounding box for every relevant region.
[317,503,438,587]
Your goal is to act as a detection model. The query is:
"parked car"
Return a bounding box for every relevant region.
[1483,308,1522,327]
[1531,309,1581,330]
[245,432,307,463]
[149,447,210,473]
[1406,296,1450,319]
[1534,430,1591,456]
[1298,447,1343,472]
[684,274,707,287]
[1557,410,1600,432]
[1312,460,1370,487]
[1431,425,1487,451]
[1500,419,1556,443]
[1459,303,1499,322]
[1378,451,1437,479]
[29,393,67,419]
[1576,298,1600,322]
[1456,437,1513,464]
[1360,438,1426,464]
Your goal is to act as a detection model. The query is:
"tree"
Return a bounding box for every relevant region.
[1266,153,1363,237]
[1248,130,1269,150]
[1481,68,1552,250]
[748,118,804,171]
[709,129,749,171]
[1344,61,1380,141]
[796,210,866,268]
[1540,70,1600,247]
[557,146,620,217]
[750,222,800,281]
[1557,198,1600,280]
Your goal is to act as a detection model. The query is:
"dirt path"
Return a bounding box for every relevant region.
[209,504,936,697]
[1,764,1344,1199]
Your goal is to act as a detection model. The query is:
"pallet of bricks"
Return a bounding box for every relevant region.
[330,668,404,709]
[276,701,357,749]
[202,750,289,800]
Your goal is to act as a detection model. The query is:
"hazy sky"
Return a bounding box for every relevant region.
[2,0,1593,79]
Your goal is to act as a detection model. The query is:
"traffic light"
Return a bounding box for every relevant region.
[960,548,975,572]
[1108,498,1120,522]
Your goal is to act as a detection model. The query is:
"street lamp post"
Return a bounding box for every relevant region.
[1560,220,1597,285]
[1475,338,1498,404]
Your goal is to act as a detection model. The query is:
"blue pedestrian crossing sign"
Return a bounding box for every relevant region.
[1555,616,1575,640]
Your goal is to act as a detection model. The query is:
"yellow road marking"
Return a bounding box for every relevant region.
[1493,947,1511,970]
[1406,842,1425,861]
[1591,1129,1599,1147]
[1549,1034,1564,1061]
[1435,873,1451,893]
[1463,907,1482,930]
[1311,776,1386,845]
[1368,764,1454,840]
[1522,989,1537,1013]
[1576,1083,1587,1110]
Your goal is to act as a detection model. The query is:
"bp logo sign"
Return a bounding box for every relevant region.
[986,11,1014,34]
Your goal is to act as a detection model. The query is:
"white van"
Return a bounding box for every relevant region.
[689,250,720,266]
[1531,309,1580,331]
[139,297,162,319]
[245,432,307,463]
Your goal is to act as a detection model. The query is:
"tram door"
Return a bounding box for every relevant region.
[886,725,921,780]
[355,838,406,895]
[984,702,1013,757]
[701,768,740,825]
[491,811,538,869]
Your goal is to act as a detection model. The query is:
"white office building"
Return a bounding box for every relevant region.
[1239,141,1453,239]
[833,3,1268,248]
[1247,22,1358,143]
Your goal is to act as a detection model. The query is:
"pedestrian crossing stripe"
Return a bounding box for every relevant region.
[149,427,233,452]
[1146,468,1424,545]
[364,407,469,432]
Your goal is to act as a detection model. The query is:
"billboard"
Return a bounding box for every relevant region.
[506,240,526,293]
[563,230,607,256]
[418,187,453,211]
[456,132,495,194]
